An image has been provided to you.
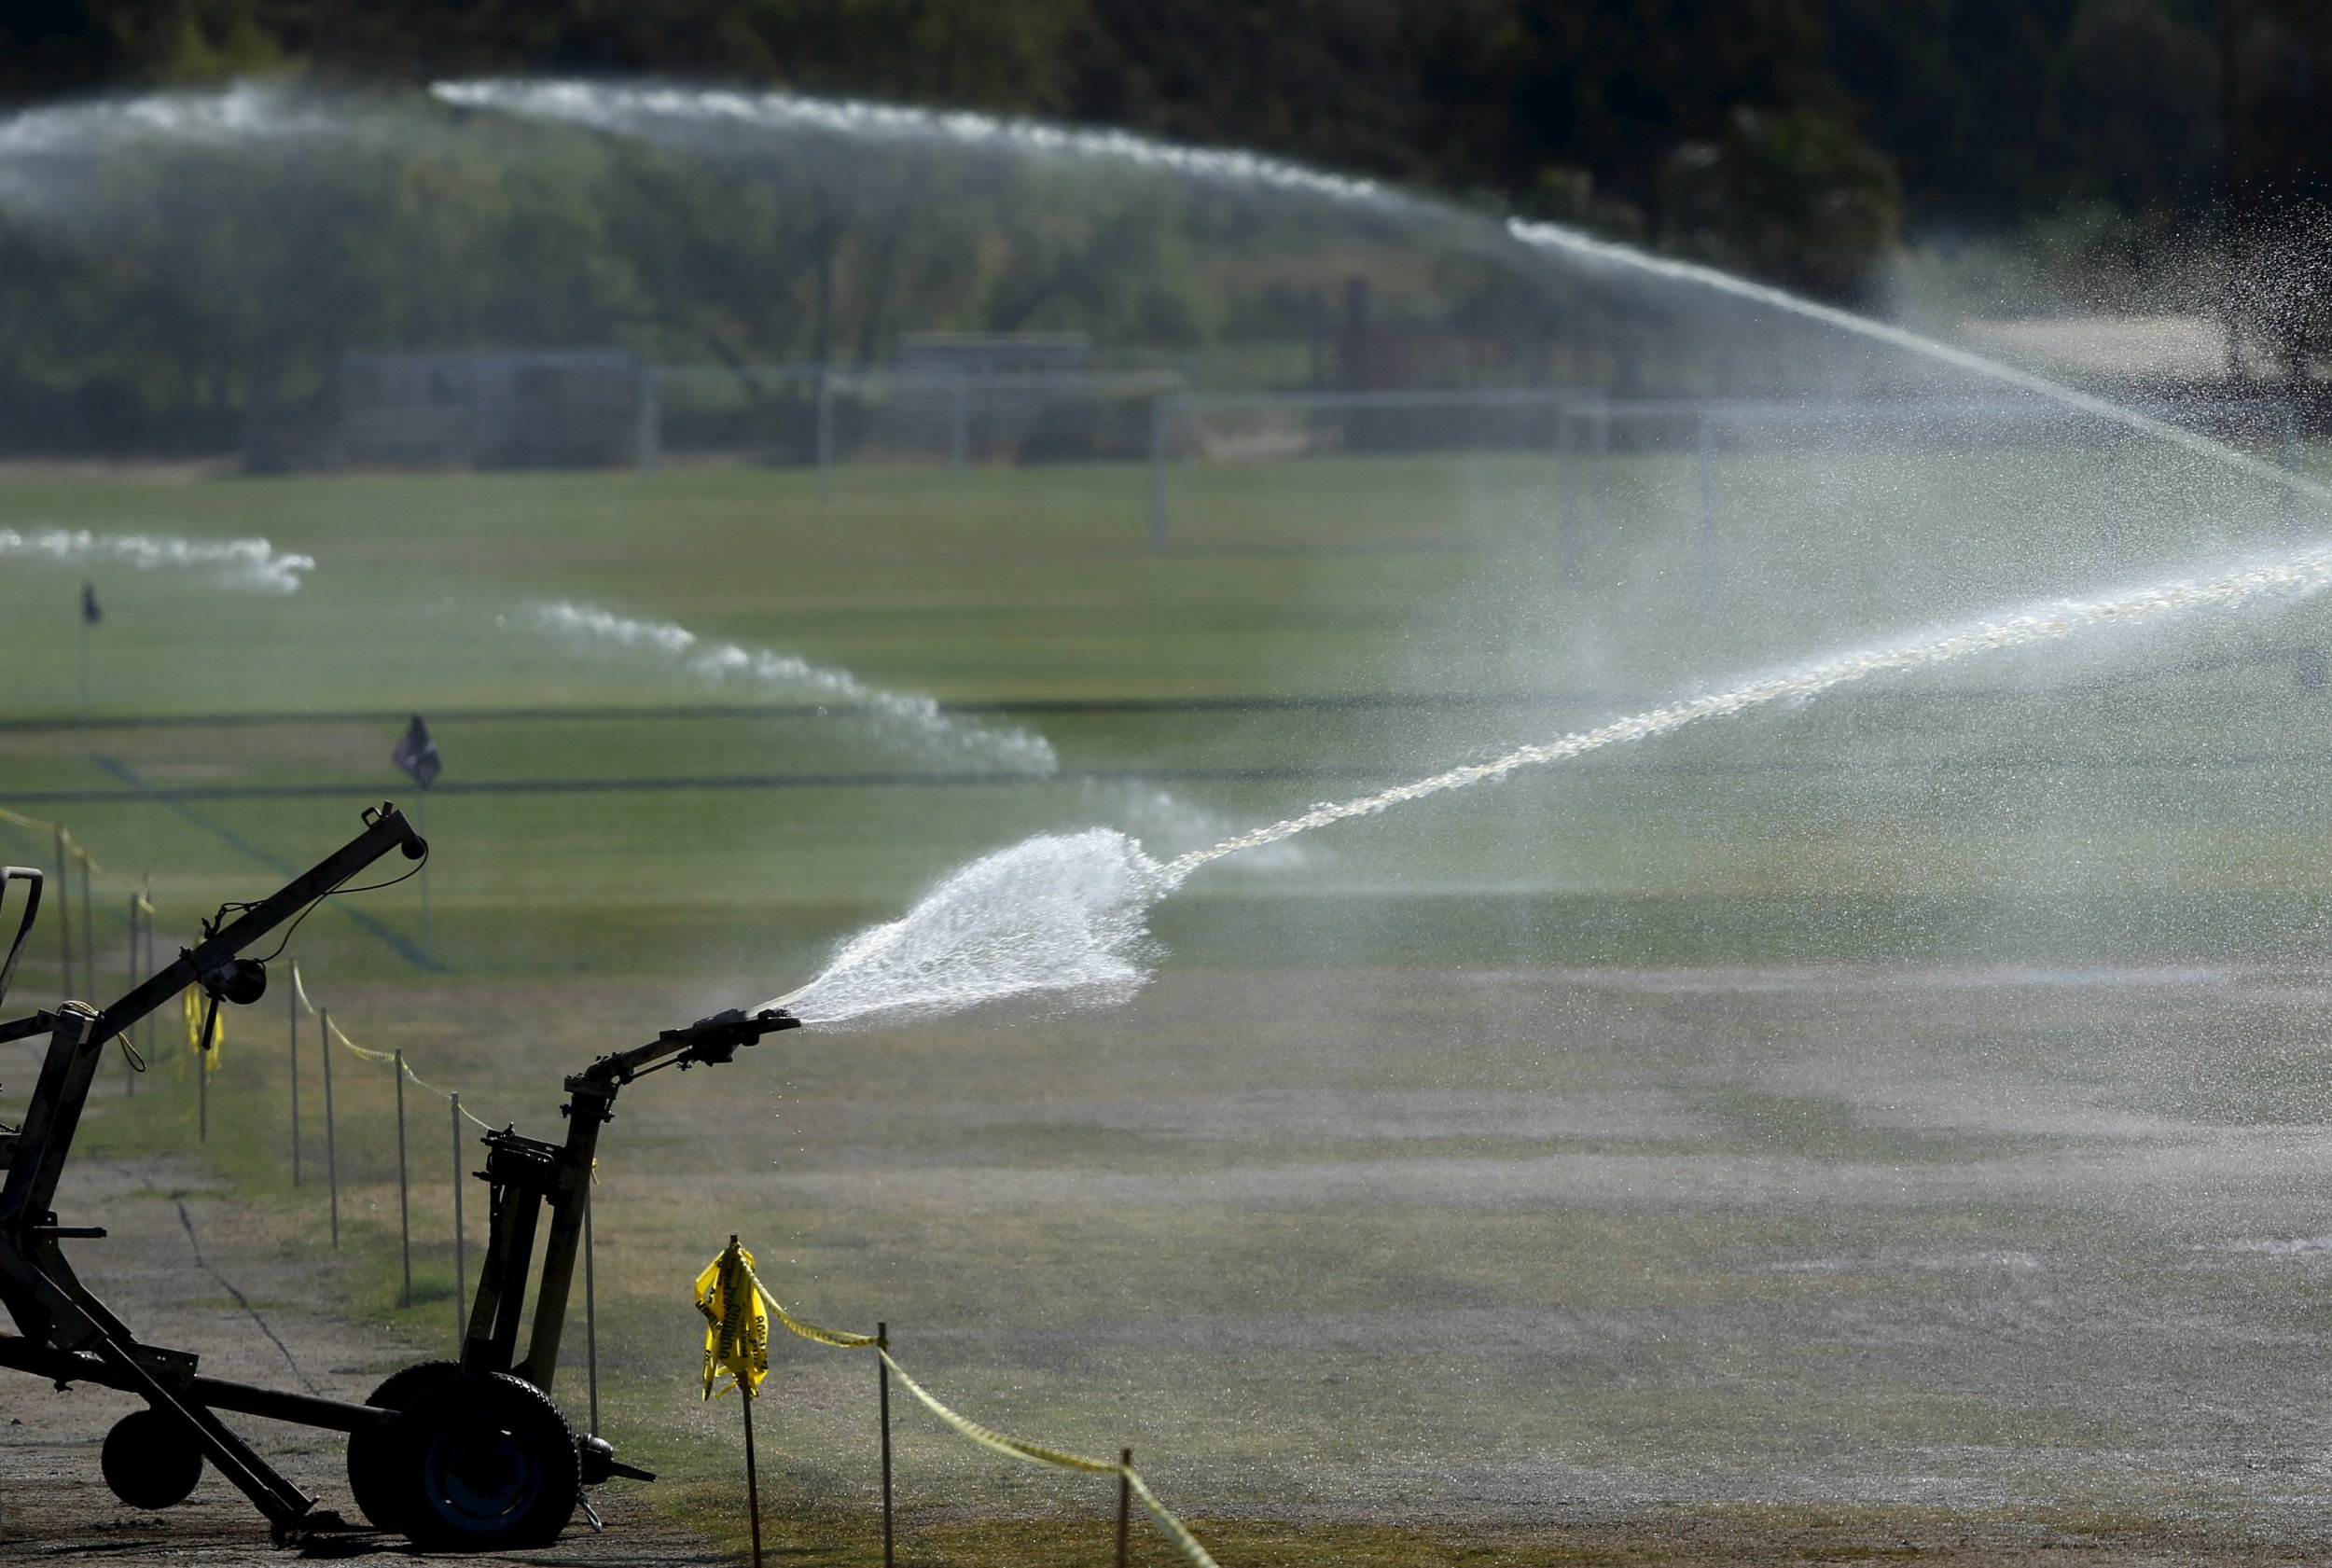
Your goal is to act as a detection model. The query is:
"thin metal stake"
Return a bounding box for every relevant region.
[287,975,299,1186]
[583,1185,599,1436]
[1116,1447,1132,1568]
[52,828,69,1002]
[76,851,91,1011]
[137,876,153,1062]
[878,1322,894,1568]
[451,1093,467,1345]
[395,1049,412,1308]
[737,1235,765,1568]
[1555,404,1577,581]
[634,370,661,475]
[198,1014,208,1143]
[1148,395,1172,551]
[123,895,138,1098]
[1696,411,1717,612]
[816,376,836,504]
[1592,395,1612,533]
[76,595,90,742]
[321,1008,339,1250]
[415,792,431,962]
[742,1381,764,1568]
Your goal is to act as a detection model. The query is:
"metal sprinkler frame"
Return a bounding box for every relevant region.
[0,803,799,1549]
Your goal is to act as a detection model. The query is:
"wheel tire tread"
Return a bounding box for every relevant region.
[400,1371,579,1550]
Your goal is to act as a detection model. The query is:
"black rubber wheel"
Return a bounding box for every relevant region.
[346,1358,459,1532]
[398,1372,579,1550]
[365,1360,462,1413]
[101,1408,202,1509]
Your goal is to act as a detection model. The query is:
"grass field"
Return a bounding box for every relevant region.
[9,446,2332,1562]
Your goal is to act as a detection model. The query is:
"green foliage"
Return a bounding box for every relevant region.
[3,0,2325,436]
[1661,107,1903,304]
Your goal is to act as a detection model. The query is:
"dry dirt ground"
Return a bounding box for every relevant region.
[18,967,2332,1566]
[0,1153,721,1565]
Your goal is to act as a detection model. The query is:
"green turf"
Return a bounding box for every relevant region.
[9,449,2332,1561]
[1,447,2327,987]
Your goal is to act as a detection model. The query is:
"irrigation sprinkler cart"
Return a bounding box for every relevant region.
[0,803,801,1549]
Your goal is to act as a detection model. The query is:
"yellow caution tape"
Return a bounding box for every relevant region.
[288,959,495,1129]
[740,1257,881,1349]
[874,1349,1117,1475]
[737,1256,1220,1568]
[0,812,104,875]
[695,1240,769,1401]
[181,986,220,1071]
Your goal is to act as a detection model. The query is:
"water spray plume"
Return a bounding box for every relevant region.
[0,527,312,592]
[786,540,2332,1030]
[525,601,1056,771]
[772,829,1164,1028]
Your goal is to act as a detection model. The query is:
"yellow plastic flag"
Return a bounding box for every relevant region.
[182,987,221,1072]
[695,1238,768,1401]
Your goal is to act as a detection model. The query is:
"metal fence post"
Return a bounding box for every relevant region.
[1556,400,1579,582]
[451,1092,467,1344]
[1148,393,1173,551]
[2283,399,2304,533]
[287,973,299,1185]
[948,379,968,472]
[76,851,91,1009]
[52,828,70,1002]
[816,373,836,504]
[879,1323,894,1568]
[395,1049,411,1309]
[1592,393,1613,533]
[2102,432,2125,557]
[1696,409,1717,612]
[1116,1448,1132,1568]
[321,1008,339,1250]
[123,895,139,1098]
[583,1186,599,1436]
[634,370,661,476]
[137,876,153,1062]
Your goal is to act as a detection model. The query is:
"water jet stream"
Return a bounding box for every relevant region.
[1164,544,2332,879]
[776,539,2332,1028]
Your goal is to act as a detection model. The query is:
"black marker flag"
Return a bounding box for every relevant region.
[393,715,441,789]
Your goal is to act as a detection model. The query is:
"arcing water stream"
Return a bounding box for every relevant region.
[443,79,2329,510]
[775,540,2332,1028]
[0,527,314,592]
[522,601,1058,771]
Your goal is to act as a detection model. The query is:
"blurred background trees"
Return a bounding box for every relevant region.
[0,0,2327,454]
[7,0,2320,300]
